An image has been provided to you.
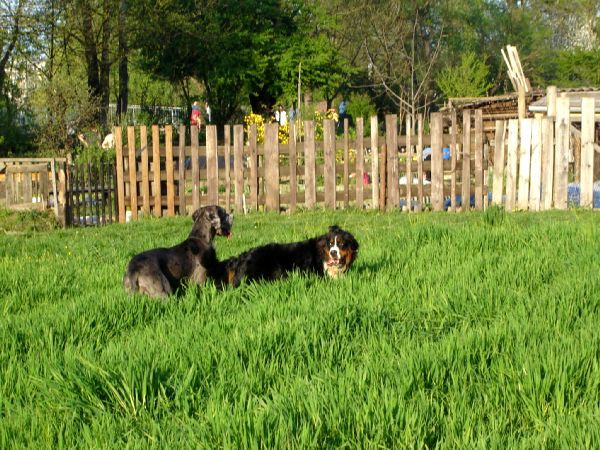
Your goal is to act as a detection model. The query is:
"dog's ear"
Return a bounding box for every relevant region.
[192,208,203,222]
[329,225,341,233]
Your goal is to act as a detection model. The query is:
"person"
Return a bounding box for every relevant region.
[190,101,201,127]
[275,104,287,126]
[204,102,212,124]
[337,99,347,129]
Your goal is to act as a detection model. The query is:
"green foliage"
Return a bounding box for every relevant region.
[345,92,376,132]
[436,52,492,99]
[546,48,600,87]
[482,204,505,226]
[1,210,600,447]
[0,207,60,233]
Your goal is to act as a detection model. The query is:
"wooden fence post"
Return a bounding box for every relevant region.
[355,118,364,209]
[370,115,379,210]
[554,96,570,209]
[517,118,532,210]
[233,124,244,213]
[264,123,280,212]
[127,126,138,220]
[405,115,412,211]
[474,109,484,210]
[165,125,175,216]
[304,120,316,208]
[492,121,506,207]
[529,118,542,211]
[324,119,336,209]
[140,126,150,215]
[114,127,126,223]
[289,123,297,213]
[416,114,424,211]
[431,112,443,211]
[580,97,595,208]
[343,118,350,207]
[152,125,161,217]
[206,125,218,206]
[224,125,231,212]
[249,123,258,211]
[505,119,519,211]
[191,125,200,212]
[541,117,554,210]
[385,114,399,210]
[461,110,471,211]
[449,111,458,212]
[178,125,186,215]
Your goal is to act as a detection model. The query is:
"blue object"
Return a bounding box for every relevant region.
[567,182,600,208]
[443,147,451,160]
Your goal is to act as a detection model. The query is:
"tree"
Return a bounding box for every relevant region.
[436,52,492,99]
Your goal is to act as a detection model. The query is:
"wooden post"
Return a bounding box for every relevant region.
[517,118,532,210]
[450,110,458,212]
[580,97,595,208]
[264,123,280,212]
[370,115,379,210]
[191,125,200,211]
[343,118,350,207]
[127,126,138,220]
[546,85,557,117]
[554,96,570,209]
[528,118,542,211]
[416,114,424,211]
[140,126,150,215]
[461,110,471,211]
[379,144,387,210]
[541,117,554,210]
[178,124,187,215]
[405,115,412,211]
[165,125,175,216]
[233,124,244,213]
[431,112,443,211]
[114,127,126,223]
[323,119,336,209]
[492,121,506,207]
[304,120,316,208]
[206,125,218,206]
[249,123,258,211]
[289,122,297,213]
[474,110,484,210]
[355,118,364,209]
[152,125,161,217]
[505,119,519,211]
[385,114,399,209]
[224,125,231,212]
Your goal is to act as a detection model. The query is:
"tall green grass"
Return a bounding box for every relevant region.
[1,209,599,448]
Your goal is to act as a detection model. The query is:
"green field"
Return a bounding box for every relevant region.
[1,208,599,448]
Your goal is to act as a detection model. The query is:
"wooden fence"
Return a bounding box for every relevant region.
[113,105,599,223]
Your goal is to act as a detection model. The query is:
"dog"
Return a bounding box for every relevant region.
[123,205,233,298]
[217,225,358,287]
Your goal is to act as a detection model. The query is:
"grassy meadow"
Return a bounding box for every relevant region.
[1,207,599,448]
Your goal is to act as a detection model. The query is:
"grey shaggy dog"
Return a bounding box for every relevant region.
[123,205,233,299]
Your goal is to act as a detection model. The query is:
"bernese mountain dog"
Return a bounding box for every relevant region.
[217,225,359,287]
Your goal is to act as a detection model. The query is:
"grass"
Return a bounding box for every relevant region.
[1,208,600,448]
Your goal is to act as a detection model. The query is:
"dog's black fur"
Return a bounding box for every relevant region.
[216,225,358,287]
[123,205,233,298]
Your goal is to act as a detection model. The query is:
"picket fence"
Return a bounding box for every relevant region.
[111,103,597,223]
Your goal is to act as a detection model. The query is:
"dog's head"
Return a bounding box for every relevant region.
[319,225,359,278]
[191,205,233,240]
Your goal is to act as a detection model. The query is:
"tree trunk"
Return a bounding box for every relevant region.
[116,0,129,123]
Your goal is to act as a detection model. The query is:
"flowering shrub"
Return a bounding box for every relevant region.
[244,113,265,144]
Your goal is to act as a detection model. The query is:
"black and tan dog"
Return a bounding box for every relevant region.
[217,225,358,287]
[123,205,233,298]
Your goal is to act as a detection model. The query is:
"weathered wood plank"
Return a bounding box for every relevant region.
[233,124,244,213]
[474,110,484,210]
[517,118,532,210]
[554,96,570,209]
[529,118,542,211]
[114,127,126,223]
[206,125,218,205]
[461,110,471,211]
[385,114,399,210]
[324,119,336,209]
[264,123,280,212]
[165,125,175,216]
[431,112,444,211]
[370,115,379,210]
[127,126,138,220]
[580,97,595,208]
[355,118,364,209]
[304,120,316,208]
[191,125,200,211]
[152,125,162,217]
[505,119,519,211]
[140,126,150,215]
[492,121,506,206]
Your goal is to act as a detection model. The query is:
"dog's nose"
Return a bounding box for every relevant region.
[330,248,338,258]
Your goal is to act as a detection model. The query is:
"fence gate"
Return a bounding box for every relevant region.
[65,161,117,226]
[5,164,51,210]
